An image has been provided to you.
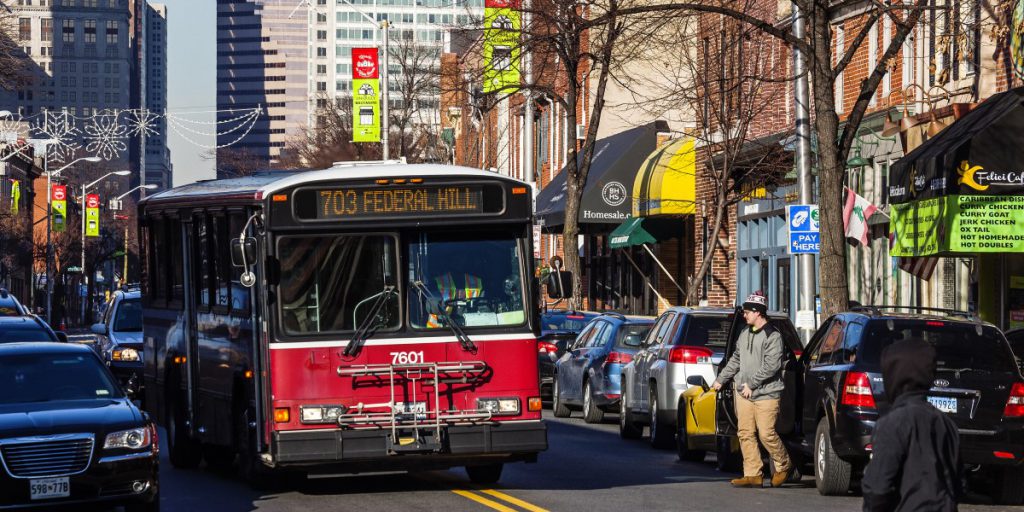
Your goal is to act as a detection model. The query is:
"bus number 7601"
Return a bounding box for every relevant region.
[391,351,425,365]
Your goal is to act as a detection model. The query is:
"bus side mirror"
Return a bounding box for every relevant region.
[230,237,257,267]
[546,270,573,299]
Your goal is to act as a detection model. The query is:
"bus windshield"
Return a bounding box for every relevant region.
[278,234,400,335]
[408,231,526,330]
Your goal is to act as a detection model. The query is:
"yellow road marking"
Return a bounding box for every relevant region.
[480,489,550,512]
[452,490,518,512]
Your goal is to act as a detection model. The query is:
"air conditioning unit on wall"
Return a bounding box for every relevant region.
[576,123,586,140]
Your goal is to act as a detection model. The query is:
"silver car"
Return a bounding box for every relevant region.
[619,307,732,448]
[91,289,143,392]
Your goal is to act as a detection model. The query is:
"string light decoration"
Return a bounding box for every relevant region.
[0,106,263,163]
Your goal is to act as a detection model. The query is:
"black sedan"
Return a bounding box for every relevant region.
[0,316,67,343]
[0,343,159,510]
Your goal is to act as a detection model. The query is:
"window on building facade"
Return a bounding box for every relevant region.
[19,18,31,41]
[84,19,96,43]
[41,18,52,41]
[317,30,327,40]
[83,0,96,7]
[106,21,118,44]
[62,20,74,43]
[317,47,327,57]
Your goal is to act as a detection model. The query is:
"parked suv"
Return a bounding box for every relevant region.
[724,307,1024,504]
[552,313,654,423]
[619,307,738,448]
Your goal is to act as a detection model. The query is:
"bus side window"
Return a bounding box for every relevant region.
[193,214,212,312]
[228,212,250,316]
[167,217,184,305]
[213,215,231,312]
[149,217,168,306]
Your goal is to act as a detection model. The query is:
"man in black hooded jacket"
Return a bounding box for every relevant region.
[862,338,961,512]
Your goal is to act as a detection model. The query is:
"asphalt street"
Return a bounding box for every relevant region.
[87,410,1019,512]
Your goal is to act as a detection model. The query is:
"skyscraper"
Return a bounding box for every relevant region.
[143,2,170,190]
[215,0,309,177]
[215,0,483,174]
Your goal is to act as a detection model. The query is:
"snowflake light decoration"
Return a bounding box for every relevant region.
[33,110,81,163]
[125,109,160,138]
[83,114,129,161]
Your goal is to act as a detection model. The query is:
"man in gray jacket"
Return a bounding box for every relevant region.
[712,291,792,488]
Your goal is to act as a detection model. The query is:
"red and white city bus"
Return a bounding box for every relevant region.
[140,163,557,485]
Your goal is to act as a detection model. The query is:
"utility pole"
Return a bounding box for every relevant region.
[792,1,816,341]
[381,20,390,160]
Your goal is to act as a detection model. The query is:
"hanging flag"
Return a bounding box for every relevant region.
[52,185,67,233]
[889,229,938,281]
[483,0,521,93]
[9,179,19,215]
[843,186,878,246]
[351,47,381,143]
[86,193,100,237]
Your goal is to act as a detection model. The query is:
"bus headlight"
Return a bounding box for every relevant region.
[112,348,141,362]
[476,397,520,415]
[300,405,347,424]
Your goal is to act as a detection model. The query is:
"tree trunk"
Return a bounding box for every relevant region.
[685,185,728,305]
[808,5,848,318]
[562,78,584,309]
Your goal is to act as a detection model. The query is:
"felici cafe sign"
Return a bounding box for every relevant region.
[888,88,1024,256]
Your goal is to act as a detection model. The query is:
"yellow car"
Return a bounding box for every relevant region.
[677,379,742,470]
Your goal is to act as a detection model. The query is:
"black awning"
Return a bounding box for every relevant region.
[889,87,1024,204]
[535,122,662,229]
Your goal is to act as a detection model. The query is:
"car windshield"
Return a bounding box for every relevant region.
[408,230,526,329]
[0,321,56,342]
[616,323,653,348]
[541,313,595,333]
[0,352,122,403]
[278,234,400,335]
[859,320,1017,372]
[113,299,142,332]
[682,315,734,350]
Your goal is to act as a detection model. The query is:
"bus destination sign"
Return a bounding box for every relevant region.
[316,185,485,219]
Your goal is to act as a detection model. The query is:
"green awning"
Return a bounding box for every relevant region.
[609,217,681,248]
[609,217,657,248]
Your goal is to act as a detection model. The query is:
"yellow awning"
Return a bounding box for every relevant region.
[631,137,696,216]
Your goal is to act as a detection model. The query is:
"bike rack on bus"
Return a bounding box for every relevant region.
[335,361,492,454]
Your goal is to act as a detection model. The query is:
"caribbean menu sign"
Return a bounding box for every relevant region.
[483,0,520,93]
[351,47,381,143]
[891,195,1024,256]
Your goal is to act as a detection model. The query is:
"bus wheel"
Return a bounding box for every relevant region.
[466,463,503,484]
[167,403,202,469]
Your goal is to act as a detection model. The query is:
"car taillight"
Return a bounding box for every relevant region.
[668,346,713,364]
[538,342,558,354]
[605,351,632,365]
[1003,382,1024,418]
[841,372,876,408]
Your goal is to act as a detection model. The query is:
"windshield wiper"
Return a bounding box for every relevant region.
[343,286,395,357]
[412,280,476,352]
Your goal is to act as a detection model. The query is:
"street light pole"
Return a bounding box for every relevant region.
[80,170,131,323]
[792,2,816,341]
[44,155,102,325]
[113,184,157,288]
[381,20,390,160]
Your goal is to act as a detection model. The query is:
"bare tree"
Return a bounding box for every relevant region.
[587,0,930,315]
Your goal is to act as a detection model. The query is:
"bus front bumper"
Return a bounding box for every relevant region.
[270,420,547,471]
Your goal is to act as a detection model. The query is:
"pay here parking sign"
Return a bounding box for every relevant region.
[787,204,820,254]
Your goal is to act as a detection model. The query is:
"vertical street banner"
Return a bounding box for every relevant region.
[351,47,381,143]
[52,185,67,233]
[86,194,100,237]
[483,0,521,93]
[9,179,19,215]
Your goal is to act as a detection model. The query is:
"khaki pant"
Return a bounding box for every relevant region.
[734,395,791,478]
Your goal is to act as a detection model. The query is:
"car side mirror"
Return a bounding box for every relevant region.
[55,331,69,343]
[686,375,709,392]
[91,323,107,336]
[230,237,257,267]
